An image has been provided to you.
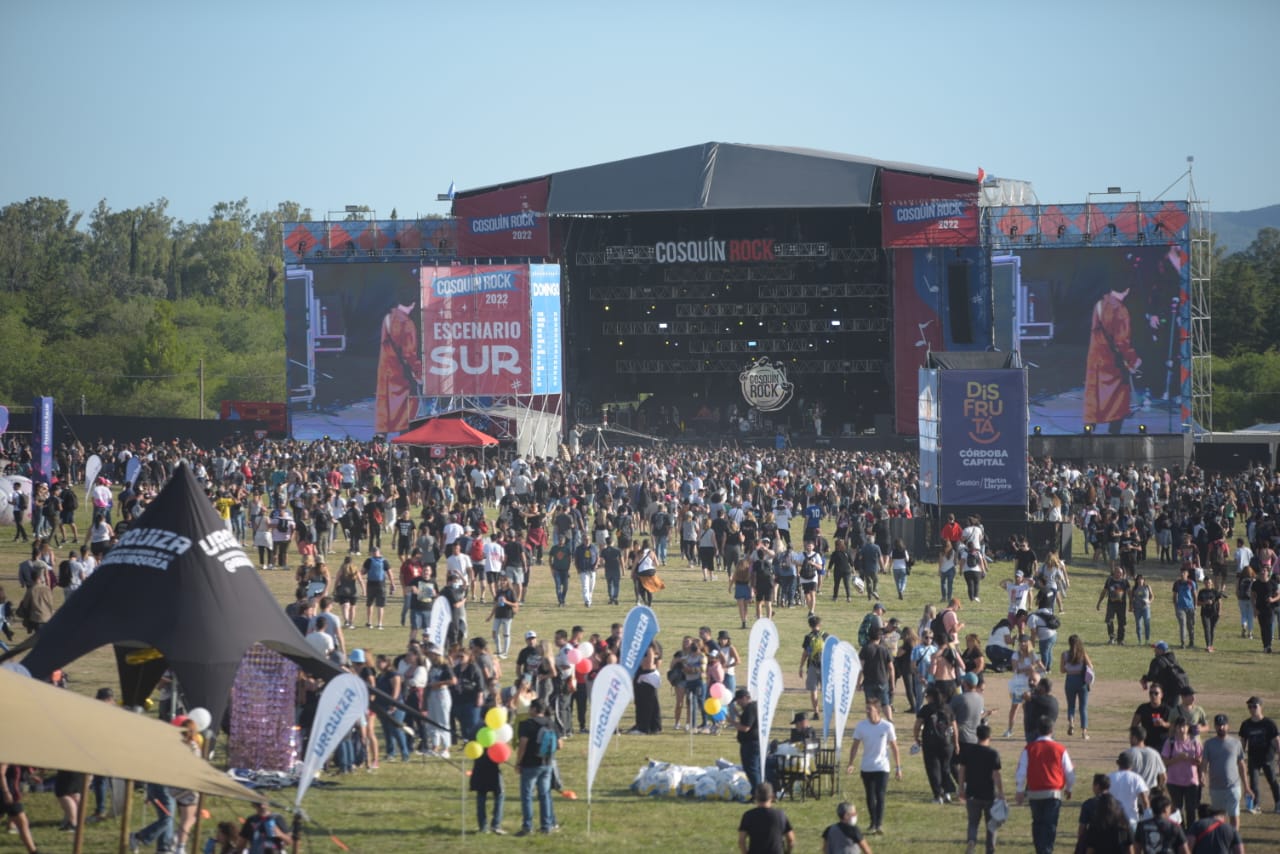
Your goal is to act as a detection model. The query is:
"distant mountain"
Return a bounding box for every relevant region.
[1210,205,1280,254]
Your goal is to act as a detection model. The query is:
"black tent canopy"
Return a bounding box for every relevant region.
[20,463,339,727]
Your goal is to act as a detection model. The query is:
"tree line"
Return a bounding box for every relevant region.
[1,197,1277,430]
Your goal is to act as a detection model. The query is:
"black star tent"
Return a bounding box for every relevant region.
[18,463,340,729]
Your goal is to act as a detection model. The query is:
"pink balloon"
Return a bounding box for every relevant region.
[577,641,595,659]
[565,648,582,665]
[709,683,730,701]
[487,742,512,763]
[575,657,592,675]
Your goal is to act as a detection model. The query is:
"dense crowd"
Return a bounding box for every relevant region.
[3,434,1280,851]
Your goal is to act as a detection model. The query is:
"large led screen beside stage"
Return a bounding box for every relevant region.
[1009,244,1190,435]
[285,262,563,441]
[285,262,422,441]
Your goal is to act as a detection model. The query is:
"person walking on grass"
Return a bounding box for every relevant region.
[1015,718,1075,854]
[736,782,794,854]
[846,698,901,837]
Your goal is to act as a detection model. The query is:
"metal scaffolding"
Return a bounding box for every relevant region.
[1188,163,1213,436]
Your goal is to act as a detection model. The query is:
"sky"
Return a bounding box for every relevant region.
[3,0,1277,225]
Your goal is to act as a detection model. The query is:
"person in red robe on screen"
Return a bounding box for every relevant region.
[375,300,422,435]
[1083,286,1141,435]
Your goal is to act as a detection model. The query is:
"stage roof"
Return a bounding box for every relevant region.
[457,142,976,215]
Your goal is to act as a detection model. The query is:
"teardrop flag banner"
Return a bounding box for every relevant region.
[296,673,368,806]
[746,618,779,702]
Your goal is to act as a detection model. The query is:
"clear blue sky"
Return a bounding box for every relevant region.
[4,0,1276,224]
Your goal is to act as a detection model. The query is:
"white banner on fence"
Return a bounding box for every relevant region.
[746,618,779,703]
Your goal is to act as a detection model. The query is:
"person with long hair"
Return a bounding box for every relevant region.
[1059,634,1094,740]
[333,556,363,629]
[895,627,920,713]
[717,631,742,725]
[1083,284,1140,434]
[961,632,986,681]
[1161,717,1203,830]
[1004,635,1044,738]
[1079,784,1134,854]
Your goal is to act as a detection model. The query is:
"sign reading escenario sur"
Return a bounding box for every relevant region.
[419,264,563,397]
[938,370,1027,506]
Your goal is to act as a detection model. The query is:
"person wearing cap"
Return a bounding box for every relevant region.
[1202,712,1252,830]
[734,688,762,791]
[1238,696,1280,814]
[950,672,989,748]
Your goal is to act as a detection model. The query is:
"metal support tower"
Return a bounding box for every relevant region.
[1188,162,1212,436]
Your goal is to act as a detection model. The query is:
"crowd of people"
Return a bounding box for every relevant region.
[4,433,1280,851]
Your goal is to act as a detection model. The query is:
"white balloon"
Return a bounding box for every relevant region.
[187,707,213,732]
[494,723,513,744]
[577,641,594,659]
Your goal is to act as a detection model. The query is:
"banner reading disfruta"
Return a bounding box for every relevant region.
[746,618,779,702]
[586,663,634,802]
[296,673,368,806]
[426,596,452,651]
[939,369,1029,506]
[820,634,841,742]
[831,641,860,758]
[755,658,784,785]
[419,265,531,397]
[31,397,53,483]
[618,606,658,681]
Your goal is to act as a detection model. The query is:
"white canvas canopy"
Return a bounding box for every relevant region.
[0,668,257,803]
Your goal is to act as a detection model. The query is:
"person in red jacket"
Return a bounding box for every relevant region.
[941,514,963,552]
[1016,718,1076,854]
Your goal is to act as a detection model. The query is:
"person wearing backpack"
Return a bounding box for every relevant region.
[516,698,560,836]
[237,802,291,853]
[1026,607,1059,670]
[799,614,829,718]
[913,685,959,804]
[270,507,295,573]
[574,540,600,608]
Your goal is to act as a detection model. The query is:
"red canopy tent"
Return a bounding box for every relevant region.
[390,417,499,447]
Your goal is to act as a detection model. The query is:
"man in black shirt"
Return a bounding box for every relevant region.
[957,723,1004,854]
[858,626,895,722]
[1239,696,1280,813]
[736,782,794,854]
[1253,566,1280,654]
[1096,566,1131,645]
[1022,679,1059,744]
[735,688,762,791]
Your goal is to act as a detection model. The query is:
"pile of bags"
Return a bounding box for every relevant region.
[630,758,752,802]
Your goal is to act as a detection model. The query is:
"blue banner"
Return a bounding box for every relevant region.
[618,605,659,681]
[939,370,1027,506]
[529,264,563,395]
[32,397,53,484]
[918,368,940,504]
[820,634,840,742]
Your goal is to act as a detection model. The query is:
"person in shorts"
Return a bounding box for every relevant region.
[1,763,38,853]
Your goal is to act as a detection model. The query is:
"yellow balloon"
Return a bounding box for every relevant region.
[485,706,509,730]
[464,741,484,760]
[476,727,496,748]
[703,697,722,716]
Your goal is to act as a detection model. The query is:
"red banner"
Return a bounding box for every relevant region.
[881,171,980,248]
[220,401,287,435]
[419,265,530,396]
[453,179,551,258]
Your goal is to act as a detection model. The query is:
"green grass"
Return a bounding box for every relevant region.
[4,502,1279,852]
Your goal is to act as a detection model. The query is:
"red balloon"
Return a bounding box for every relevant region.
[575,657,592,675]
[487,741,512,763]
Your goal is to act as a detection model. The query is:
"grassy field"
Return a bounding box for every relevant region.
[3,498,1279,853]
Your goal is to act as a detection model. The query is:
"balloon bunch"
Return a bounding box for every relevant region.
[462,707,515,763]
[564,641,596,676]
[703,683,731,722]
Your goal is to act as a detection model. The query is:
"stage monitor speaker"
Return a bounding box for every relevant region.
[947,263,974,344]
